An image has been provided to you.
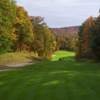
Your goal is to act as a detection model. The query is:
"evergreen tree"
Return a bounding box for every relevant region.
[90,16,100,59]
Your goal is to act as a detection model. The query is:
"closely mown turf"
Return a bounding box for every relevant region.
[0,51,100,100]
[52,51,75,61]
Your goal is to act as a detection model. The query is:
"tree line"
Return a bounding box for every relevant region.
[2,0,100,61]
[76,15,100,60]
[0,0,56,59]
[0,0,78,59]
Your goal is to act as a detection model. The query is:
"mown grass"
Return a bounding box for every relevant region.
[0,51,100,100]
[52,50,75,61]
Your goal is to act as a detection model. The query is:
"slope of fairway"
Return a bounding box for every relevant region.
[52,51,75,61]
[0,51,100,100]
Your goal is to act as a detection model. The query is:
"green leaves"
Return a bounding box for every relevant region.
[0,35,12,53]
[77,15,100,60]
[90,16,100,59]
[15,6,33,51]
[0,0,16,53]
[31,16,55,58]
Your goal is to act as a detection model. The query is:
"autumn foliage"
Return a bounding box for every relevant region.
[76,15,100,60]
[0,0,55,59]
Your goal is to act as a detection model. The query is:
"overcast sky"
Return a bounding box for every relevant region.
[16,0,100,28]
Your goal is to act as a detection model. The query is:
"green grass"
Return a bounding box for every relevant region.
[52,50,75,61]
[0,51,100,100]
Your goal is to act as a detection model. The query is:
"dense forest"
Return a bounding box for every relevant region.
[0,0,100,61]
[0,0,56,59]
[0,0,78,59]
[76,16,100,60]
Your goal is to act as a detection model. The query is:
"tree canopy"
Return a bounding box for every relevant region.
[77,15,100,60]
[0,0,16,53]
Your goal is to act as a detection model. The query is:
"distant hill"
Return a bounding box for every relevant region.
[50,26,79,37]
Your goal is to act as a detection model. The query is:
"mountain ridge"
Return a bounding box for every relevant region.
[50,26,79,37]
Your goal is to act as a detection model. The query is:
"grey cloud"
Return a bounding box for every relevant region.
[16,0,100,27]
